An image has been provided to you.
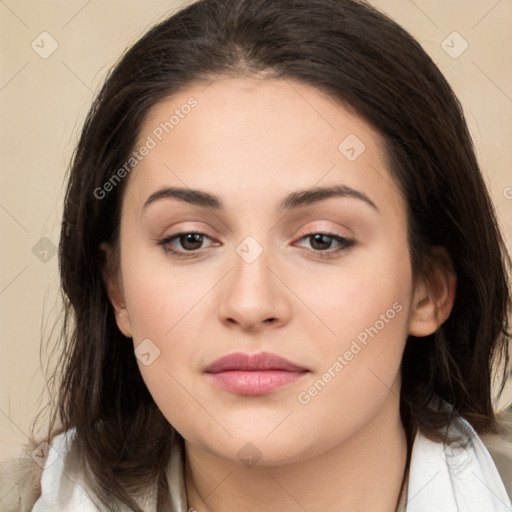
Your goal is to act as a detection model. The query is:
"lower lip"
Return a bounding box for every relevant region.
[206,370,307,395]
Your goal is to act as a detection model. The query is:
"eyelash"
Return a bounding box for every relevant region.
[157,231,355,260]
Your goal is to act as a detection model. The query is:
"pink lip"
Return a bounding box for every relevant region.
[204,352,309,396]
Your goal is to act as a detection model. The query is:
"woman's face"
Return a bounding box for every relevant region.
[109,76,424,465]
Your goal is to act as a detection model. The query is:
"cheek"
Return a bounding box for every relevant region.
[120,241,215,339]
[290,234,413,406]
[119,241,221,437]
[291,232,412,350]
[295,289,409,413]
[291,258,412,450]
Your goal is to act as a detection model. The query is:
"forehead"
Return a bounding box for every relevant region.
[125,76,403,216]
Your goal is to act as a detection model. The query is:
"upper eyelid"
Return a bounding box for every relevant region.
[159,219,353,238]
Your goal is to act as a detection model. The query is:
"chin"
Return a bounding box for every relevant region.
[186,422,328,468]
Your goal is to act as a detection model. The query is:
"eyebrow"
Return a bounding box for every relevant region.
[142,185,378,212]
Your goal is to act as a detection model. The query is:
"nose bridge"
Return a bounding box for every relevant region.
[231,234,276,302]
[217,234,291,329]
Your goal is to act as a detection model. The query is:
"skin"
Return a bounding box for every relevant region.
[104,76,455,511]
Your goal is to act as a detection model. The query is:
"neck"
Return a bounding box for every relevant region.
[184,392,408,512]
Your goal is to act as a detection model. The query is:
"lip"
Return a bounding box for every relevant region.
[205,351,308,373]
[204,352,309,396]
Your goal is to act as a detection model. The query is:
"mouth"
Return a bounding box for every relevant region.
[204,351,309,396]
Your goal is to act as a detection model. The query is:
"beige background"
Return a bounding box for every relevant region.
[1,0,511,464]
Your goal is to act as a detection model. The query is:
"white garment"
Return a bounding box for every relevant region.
[405,417,511,511]
[32,415,511,511]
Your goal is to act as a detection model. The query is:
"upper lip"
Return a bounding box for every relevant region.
[204,351,309,373]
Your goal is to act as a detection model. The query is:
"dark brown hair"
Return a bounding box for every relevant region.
[40,0,511,509]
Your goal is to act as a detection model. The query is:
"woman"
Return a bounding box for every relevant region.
[7,0,512,510]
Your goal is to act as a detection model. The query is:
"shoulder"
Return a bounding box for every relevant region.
[0,431,80,512]
[20,429,167,511]
[29,430,102,511]
[406,409,512,511]
[0,430,105,511]
[480,407,512,499]
[0,453,42,512]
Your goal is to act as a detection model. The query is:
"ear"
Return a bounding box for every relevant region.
[408,247,457,337]
[100,242,133,338]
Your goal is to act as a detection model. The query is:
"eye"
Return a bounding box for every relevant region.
[157,232,217,258]
[295,232,355,256]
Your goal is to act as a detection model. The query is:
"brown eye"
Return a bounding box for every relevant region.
[309,234,336,250]
[178,233,205,250]
[157,232,218,258]
[297,232,354,253]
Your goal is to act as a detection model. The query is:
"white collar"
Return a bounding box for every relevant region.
[404,414,510,511]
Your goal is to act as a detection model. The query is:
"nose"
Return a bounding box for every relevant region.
[217,241,292,333]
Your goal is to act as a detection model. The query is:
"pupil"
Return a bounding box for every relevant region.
[182,233,203,250]
[311,234,331,250]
